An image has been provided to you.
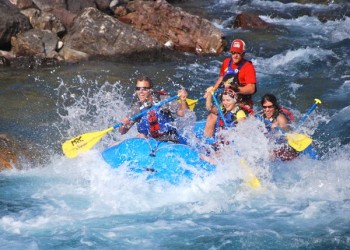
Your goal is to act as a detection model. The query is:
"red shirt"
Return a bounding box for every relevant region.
[219,58,256,86]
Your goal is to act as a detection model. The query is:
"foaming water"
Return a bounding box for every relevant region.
[260,15,350,43]
[1,0,350,248]
[2,60,348,250]
[255,47,335,78]
[2,111,349,248]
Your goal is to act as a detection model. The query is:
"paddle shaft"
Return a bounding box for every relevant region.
[113,94,179,129]
[295,99,321,130]
[211,91,229,127]
[187,96,205,105]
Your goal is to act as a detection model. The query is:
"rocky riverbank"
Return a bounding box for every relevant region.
[0,0,307,69]
[0,0,229,68]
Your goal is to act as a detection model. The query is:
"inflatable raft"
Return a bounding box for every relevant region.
[102,137,216,184]
[193,119,319,161]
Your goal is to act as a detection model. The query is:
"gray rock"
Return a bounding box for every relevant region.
[63,7,163,57]
[11,29,59,57]
[0,0,32,49]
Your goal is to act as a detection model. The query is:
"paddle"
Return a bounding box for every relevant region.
[295,98,322,130]
[186,89,224,111]
[211,91,261,189]
[287,98,322,151]
[186,97,204,111]
[62,94,180,158]
[256,114,312,152]
[256,98,322,152]
[211,91,229,128]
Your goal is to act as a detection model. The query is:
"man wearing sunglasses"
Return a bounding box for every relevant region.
[119,76,193,143]
[203,39,257,138]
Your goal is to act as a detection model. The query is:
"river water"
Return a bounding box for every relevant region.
[1,0,349,249]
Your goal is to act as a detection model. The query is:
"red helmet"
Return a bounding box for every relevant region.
[230,39,246,54]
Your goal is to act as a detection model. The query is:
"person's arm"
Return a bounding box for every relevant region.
[212,75,224,91]
[177,89,189,117]
[204,59,227,98]
[205,86,215,111]
[118,105,138,134]
[234,83,256,95]
[274,113,289,130]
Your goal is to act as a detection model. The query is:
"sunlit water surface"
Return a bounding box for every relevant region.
[0,0,349,249]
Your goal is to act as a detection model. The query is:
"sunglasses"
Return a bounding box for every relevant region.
[262,105,274,109]
[135,86,151,91]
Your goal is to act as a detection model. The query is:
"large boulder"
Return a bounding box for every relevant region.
[0,133,46,171]
[11,0,35,10]
[63,7,163,59]
[21,8,66,37]
[47,8,77,29]
[118,0,226,54]
[0,0,32,50]
[11,29,60,58]
[30,0,110,13]
[0,134,18,171]
[31,0,66,11]
[234,12,279,31]
[66,0,110,14]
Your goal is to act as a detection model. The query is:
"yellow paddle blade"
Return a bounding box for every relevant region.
[240,159,261,189]
[62,127,114,158]
[314,98,322,105]
[286,133,313,152]
[186,98,199,111]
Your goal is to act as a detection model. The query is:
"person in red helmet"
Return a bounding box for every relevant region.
[203,39,257,138]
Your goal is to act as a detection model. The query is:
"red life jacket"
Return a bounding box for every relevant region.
[147,110,162,138]
[221,59,256,107]
[146,90,168,138]
[264,107,294,124]
[239,105,255,115]
[279,107,294,122]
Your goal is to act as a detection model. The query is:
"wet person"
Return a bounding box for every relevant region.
[119,76,194,143]
[203,39,257,138]
[260,93,297,161]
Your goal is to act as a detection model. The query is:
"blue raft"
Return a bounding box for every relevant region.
[193,120,319,160]
[102,138,216,184]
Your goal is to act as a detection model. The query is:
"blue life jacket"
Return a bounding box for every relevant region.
[220,59,248,88]
[137,107,180,142]
[215,107,248,132]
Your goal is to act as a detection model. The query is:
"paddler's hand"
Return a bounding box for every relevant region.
[121,117,130,126]
[119,117,131,134]
[204,86,215,98]
[178,89,188,102]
